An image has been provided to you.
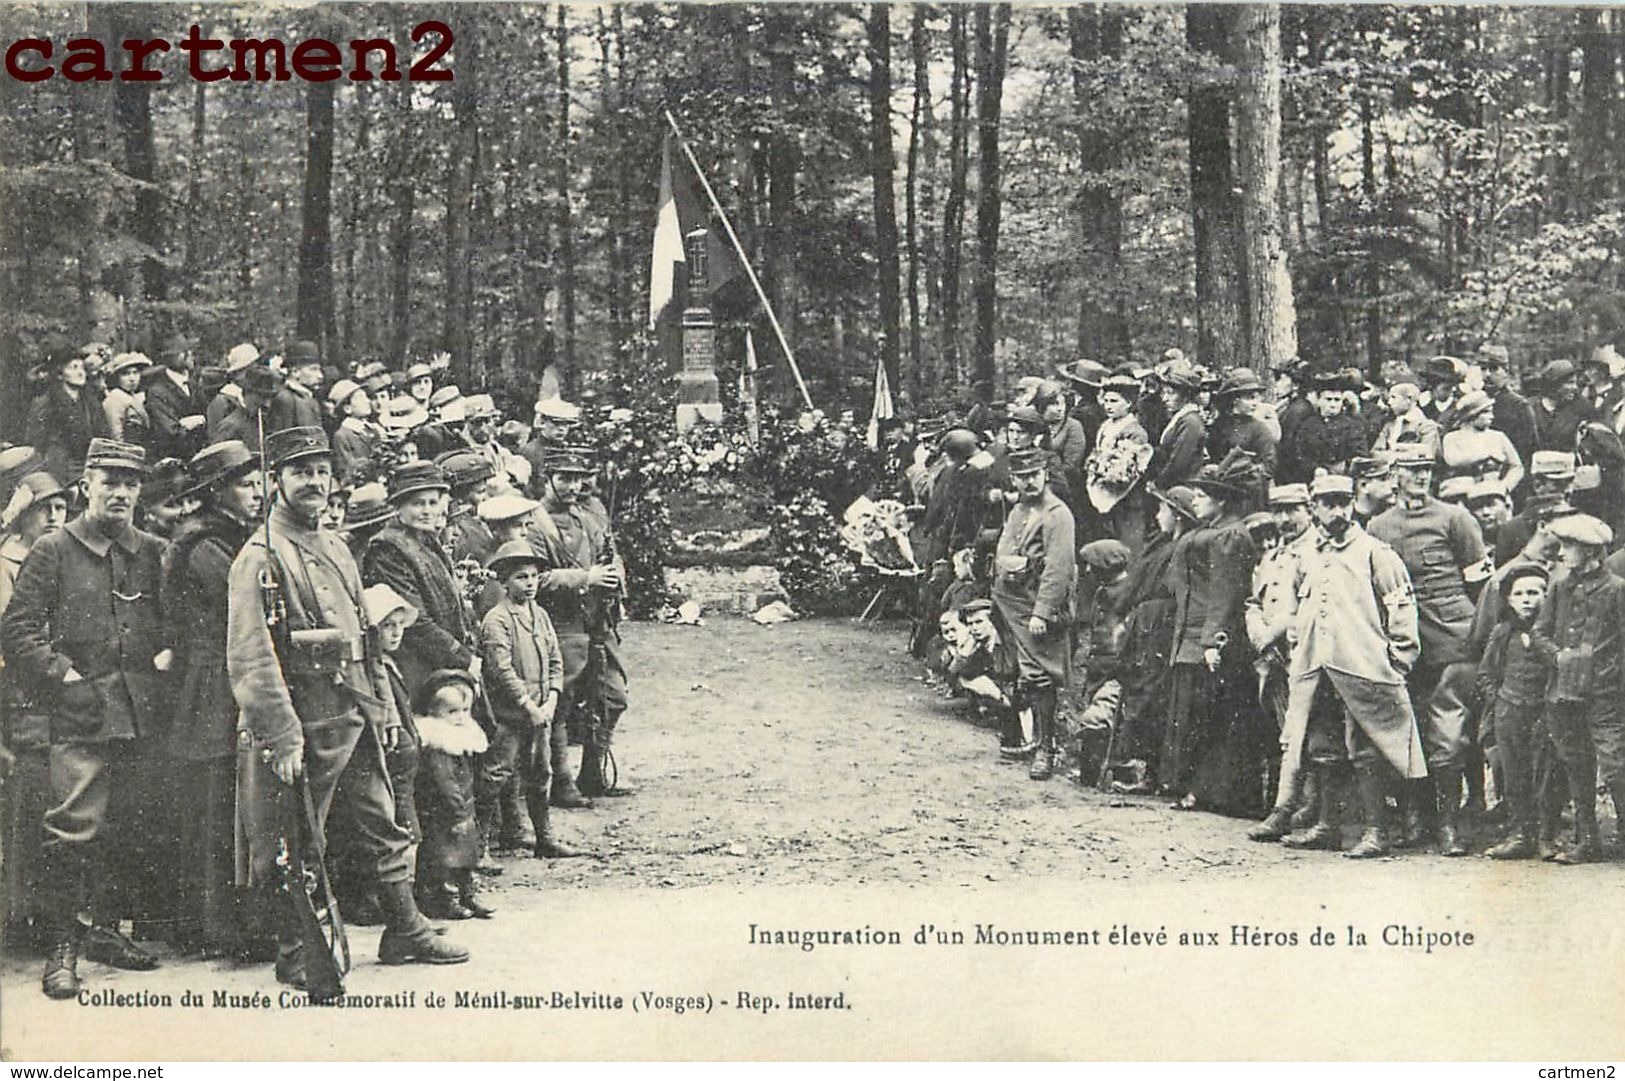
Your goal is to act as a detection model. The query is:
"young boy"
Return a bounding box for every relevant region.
[479,540,588,860]
[413,669,493,919]
[1534,514,1625,864]
[1475,566,1554,860]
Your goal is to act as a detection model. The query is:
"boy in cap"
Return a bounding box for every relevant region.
[1532,514,1625,863]
[479,541,590,859]
[1475,566,1554,860]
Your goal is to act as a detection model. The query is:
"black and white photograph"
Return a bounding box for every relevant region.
[0,0,1622,1064]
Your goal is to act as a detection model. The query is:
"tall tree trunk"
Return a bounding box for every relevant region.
[342,81,372,356]
[183,82,206,300]
[1231,4,1297,372]
[868,4,902,401]
[914,6,940,393]
[765,15,802,401]
[611,6,632,370]
[443,15,479,383]
[108,5,166,306]
[1577,9,1614,212]
[942,5,971,388]
[971,3,1010,399]
[389,21,417,365]
[1185,5,1247,370]
[905,5,926,398]
[555,5,577,390]
[296,79,336,347]
[1360,98,1382,372]
[1068,4,1131,365]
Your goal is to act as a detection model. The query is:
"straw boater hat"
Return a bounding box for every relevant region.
[1149,483,1202,521]
[1453,391,1494,424]
[1056,359,1110,389]
[478,493,540,524]
[104,352,150,380]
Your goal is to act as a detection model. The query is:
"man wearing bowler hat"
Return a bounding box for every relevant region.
[228,427,468,990]
[268,340,326,434]
[144,334,208,462]
[2,438,172,998]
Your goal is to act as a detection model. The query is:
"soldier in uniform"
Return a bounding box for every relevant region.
[1350,455,1396,526]
[989,448,1076,781]
[528,448,630,802]
[1368,446,1494,856]
[228,426,468,990]
[2,438,170,998]
[1267,474,1428,858]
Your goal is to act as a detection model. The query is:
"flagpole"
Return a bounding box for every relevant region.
[663,108,814,412]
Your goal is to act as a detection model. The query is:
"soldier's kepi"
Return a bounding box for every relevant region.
[528,445,633,802]
[989,447,1077,782]
[1,438,169,999]
[226,426,468,996]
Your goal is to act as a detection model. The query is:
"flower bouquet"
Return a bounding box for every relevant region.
[838,496,920,576]
[1085,438,1153,513]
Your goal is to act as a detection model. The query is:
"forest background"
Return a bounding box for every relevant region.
[4,3,1625,432]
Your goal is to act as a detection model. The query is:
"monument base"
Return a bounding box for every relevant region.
[675,401,724,430]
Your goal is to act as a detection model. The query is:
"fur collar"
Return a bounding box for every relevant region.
[415,713,488,756]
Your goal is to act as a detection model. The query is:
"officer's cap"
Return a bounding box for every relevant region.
[1267,483,1310,507]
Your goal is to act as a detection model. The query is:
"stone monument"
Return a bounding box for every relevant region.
[675,226,724,431]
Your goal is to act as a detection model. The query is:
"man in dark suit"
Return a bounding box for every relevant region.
[268,340,326,434]
[142,335,207,462]
[1478,345,1538,488]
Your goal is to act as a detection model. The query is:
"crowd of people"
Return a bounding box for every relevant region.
[5,328,1625,1005]
[0,336,633,1002]
[898,346,1625,869]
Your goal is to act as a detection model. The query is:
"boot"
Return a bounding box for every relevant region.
[1028,687,1057,781]
[1394,783,1433,849]
[1290,771,1320,832]
[41,927,82,1000]
[1486,829,1536,860]
[1436,771,1468,857]
[1554,795,1600,865]
[530,800,591,859]
[473,817,504,878]
[376,880,470,965]
[1001,708,1039,759]
[497,784,537,852]
[1282,768,1341,850]
[1344,765,1391,860]
[549,724,594,807]
[578,716,636,798]
[1246,806,1294,843]
[83,924,160,970]
[458,872,495,920]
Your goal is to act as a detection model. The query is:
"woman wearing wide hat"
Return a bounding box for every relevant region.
[1145,359,1206,492]
[1441,390,1525,493]
[1084,369,1154,554]
[1206,368,1278,483]
[1159,452,1267,814]
[161,440,269,958]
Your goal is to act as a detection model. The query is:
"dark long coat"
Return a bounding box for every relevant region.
[26,385,109,484]
[162,509,251,760]
[363,525,476,697]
